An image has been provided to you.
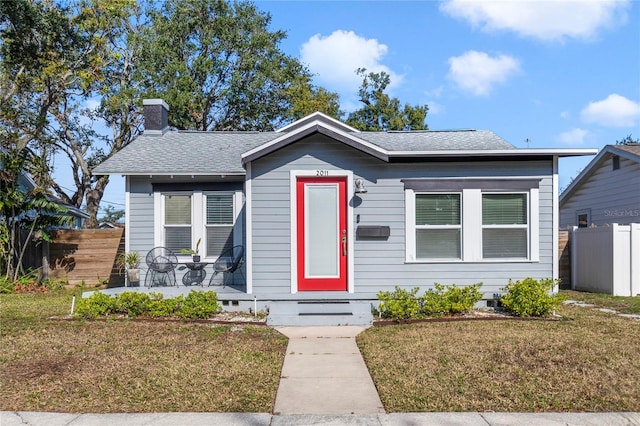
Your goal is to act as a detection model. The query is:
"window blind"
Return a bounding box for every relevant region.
[416,194,461,225]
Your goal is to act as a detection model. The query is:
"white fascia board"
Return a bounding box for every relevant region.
[388,148,598,158]
[608,145,640,163]
[559,147,610,205]
[93,172,247,177]
[241,120,389,164]
[276,111,360,133]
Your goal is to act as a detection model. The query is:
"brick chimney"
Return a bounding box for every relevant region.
[143,99,169,135]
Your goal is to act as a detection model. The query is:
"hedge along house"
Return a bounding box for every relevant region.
[93,99,596,325]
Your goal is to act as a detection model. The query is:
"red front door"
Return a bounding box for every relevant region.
[296,177,348,291]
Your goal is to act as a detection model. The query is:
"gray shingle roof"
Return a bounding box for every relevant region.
[359,130,514,151]
[95,131,276,175]
[94,126,515,176]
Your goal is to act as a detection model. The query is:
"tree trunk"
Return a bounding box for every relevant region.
[84,175,110,229]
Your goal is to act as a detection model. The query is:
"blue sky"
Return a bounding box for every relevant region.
[86,0,640,214]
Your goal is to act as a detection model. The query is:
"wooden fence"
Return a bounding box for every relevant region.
[45,228,125,287]
[558,229,571,289]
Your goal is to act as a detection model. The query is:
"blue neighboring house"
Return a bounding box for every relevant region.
[94,99,595,325]
[1,151,90,229]
[560,144,640,228]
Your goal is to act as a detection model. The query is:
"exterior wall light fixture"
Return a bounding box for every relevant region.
[355,178,368,194]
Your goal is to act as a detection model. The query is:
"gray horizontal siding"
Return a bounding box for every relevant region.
[250,134,555,297]
[128,177,154,257]
[560,155,640,227]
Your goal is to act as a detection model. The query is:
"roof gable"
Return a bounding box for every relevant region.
[241,118,388,165]
[276,111,360,134]
[560,144,640,204]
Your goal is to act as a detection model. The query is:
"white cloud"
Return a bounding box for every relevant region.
[440,0,630,42]
[84,99,100,111]
[580,94,640,127]
[426,100,445,115]
[447,51,520,96]
[558,128,589,146]
[560,110,570,120]
[300,30,401,95]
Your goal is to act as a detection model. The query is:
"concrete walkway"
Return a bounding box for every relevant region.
[274,326,385,415]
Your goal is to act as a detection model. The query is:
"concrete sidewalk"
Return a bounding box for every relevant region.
[3,411,640,425]
[273,326,385,415]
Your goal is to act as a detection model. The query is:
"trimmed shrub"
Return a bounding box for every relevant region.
[115,292,151,317]
[439,282,483,314]
[147,293,181,318]
[500,277,564,317]
[377,286,422,321]
[74,290,221,319]
[75,291,117,318]
[178,291,221,319]
[377,283,484,320]
[421,289,448,317]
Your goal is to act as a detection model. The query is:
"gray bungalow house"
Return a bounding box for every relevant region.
[560,144,640,228]
[94,99,595,325]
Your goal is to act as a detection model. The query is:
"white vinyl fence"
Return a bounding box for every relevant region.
[571,223,639,296]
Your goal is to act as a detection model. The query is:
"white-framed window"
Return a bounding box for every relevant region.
[156,190,242,259]
[204,192,234,257]
[163,194,192,254]
[576,209,590,228]
[404,179,539,263]
[415,193,462,259]
[481,193,528,259]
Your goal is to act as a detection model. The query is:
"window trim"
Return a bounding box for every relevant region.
[481,192,529,260]
[154,190,243,261]
[405,182,539,263]
[203,191,236,258]
[160,192,193,256]
[576,208,591,228]
[414,192,463,261]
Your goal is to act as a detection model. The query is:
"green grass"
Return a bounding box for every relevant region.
[561,290,640,314]
[3,289,639,414]
[358,305,640,412]
[0,291,287,413]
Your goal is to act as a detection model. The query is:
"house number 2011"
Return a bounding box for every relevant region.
[316,170,329,176]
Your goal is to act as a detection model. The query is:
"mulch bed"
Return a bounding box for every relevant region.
[372,310,566,326]
[50,312,267,326]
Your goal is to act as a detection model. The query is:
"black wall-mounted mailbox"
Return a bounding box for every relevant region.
[356,225,391,239]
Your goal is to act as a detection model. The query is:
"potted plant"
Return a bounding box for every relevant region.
[116,251,141,285]
[181,238,202,263]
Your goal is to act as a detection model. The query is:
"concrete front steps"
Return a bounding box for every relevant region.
[267,300,374,326]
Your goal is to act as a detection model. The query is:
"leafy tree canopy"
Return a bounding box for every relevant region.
[346,68,428,131]
[135,0,316,131]
[615,134,639,145]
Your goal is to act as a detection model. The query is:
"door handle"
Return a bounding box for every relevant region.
[341,236,347,256]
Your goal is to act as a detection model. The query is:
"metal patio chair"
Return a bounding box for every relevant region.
[144,247,178,287]
[207,245,245,287]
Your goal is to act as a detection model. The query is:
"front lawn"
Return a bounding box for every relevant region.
[561,290,640,314]
[0,291,287,413]
[358,305,640,412]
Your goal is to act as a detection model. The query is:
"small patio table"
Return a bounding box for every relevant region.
[181,262,209,286]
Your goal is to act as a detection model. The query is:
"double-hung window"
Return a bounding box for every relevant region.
[157,190,242,260]
[205,193,234,257]
[415,193,461,259]
[163,194,192,254]
[404,178,540,263]
[482,193,528,259]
